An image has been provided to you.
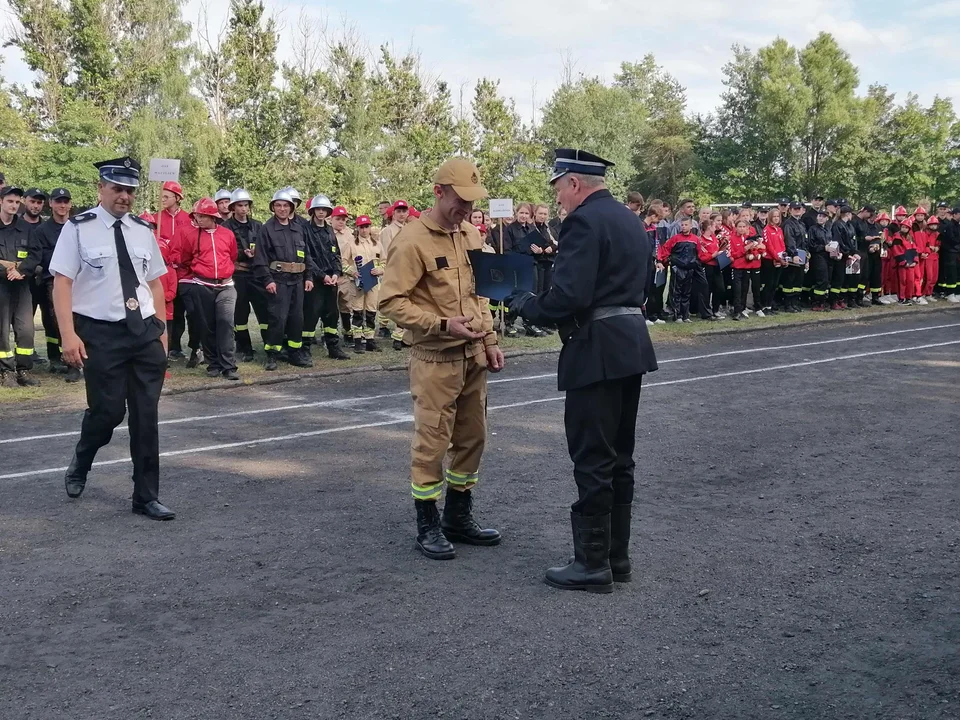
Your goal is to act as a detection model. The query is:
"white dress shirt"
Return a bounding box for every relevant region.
[49,204,168,322]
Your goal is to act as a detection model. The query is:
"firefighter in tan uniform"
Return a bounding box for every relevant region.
[345,215,384,353]
[377,200,410,349]
[380,158,505,560]
[331,206,357,340]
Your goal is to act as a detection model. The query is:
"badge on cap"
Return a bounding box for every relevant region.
[125,298,139,311]
[124,159,131,168]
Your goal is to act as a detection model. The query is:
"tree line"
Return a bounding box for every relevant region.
[2,0,958,215]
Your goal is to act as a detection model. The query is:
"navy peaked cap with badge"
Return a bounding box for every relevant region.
[50,187,71,201]
[95,156,141,188]
[550,149,615,183]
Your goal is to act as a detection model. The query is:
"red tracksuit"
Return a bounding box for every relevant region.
[881,228,897,297]
[919,227,940,296]
[158,238,178,321]
[890,234,918,301]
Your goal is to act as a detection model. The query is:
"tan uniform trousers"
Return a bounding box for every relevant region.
[409,352,487,500]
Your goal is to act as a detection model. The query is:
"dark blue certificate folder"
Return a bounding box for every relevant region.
[468,250,535,302]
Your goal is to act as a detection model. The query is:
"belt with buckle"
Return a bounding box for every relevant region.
[269,261,306,273]
[558,305,645,342]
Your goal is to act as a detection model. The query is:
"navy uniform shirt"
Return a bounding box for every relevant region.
[519,189,658,391]
[49,205,167,321]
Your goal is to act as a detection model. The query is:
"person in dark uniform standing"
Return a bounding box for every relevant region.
[509,149,658,593]
[50,157,174,520]
[22,188,80,379]
[223,189,266,362]
[0,186,40,387]
[302,194,349,361]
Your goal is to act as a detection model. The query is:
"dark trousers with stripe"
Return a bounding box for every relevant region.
[938,251,959,294]
[264,280,305,354]
[233,271,267,353]
[72,314,166,504]
[829,257,847,302]
[0,280,34,371]
[865,248,883,297]
[31,277,60,361]
[565,374,644,515]
[303,284,340,351]
[809,253,830,304]
[781,264,804,307]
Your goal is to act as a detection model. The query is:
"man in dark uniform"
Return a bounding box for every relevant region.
[509,149,658,593]
[22,188,79,378]
[0,186,40,387]
[223,189,266,362]
[802,195,824,230]
[50,157,174,520]
[302,194,349,361]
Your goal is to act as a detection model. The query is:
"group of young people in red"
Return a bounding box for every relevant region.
[645,197,959,323]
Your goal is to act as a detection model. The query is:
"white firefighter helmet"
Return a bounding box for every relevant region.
[228,188,253,208]
[214,188,232,203]
[269,189,296,212]
[309,194,333,213]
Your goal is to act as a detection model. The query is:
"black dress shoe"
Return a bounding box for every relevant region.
[65,366,82,383]
[222,370,241,381]
[64,456,87,498]
[132,500,176,520]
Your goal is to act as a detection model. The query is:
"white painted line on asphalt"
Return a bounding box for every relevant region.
[2,320,957,447]
[3,337,957,481]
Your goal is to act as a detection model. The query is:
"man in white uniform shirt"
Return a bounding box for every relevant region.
[50,157,175,520]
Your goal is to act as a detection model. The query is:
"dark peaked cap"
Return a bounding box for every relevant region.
[550,149,615,183]
[95,157,141,188]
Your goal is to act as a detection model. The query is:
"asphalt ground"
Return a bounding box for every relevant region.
[1,311,959,719]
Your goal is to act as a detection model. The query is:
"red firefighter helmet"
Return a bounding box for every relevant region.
[162,181,183,199]
[190,198,220,219]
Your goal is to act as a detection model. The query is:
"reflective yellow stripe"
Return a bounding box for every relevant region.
[870,287,882,293]
[813,289,827,296]
[323,326,338,335]
[296,250,305,258]
[45,337,59,345]
[259,323,268,330]
[302,331,316,338]
[287,340,303,349]
[235,324,248,332]
[264,344,283,351]
[445,469,479,486]
[15,347,33,355]
[0,350,13,358]
[17,250,27,259]
[411,482,442,500]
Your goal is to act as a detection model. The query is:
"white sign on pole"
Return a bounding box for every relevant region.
[148,158,181,182]
[488,198,514,219]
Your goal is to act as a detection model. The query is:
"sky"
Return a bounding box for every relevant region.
[2,0,958,123]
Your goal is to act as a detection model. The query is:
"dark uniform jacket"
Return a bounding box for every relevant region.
[253,216,317,286]
[832,219,857,256]
[0,217,39,279]
[517,189,658,391]
[304,220,342,278]
[782,216,807,256]
[223,217,262,273]
[808,225,830,254]
[22,218,64,278]
[801,207,819,230]
[941,218,960,254]
[502,221,536,256]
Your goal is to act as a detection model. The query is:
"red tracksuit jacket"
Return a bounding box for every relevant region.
[697,234,720,266]
[171,225,239,283]
[729,230,762,270]
[762,225,786,263]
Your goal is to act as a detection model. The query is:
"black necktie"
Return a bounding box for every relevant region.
[113,219,145,334]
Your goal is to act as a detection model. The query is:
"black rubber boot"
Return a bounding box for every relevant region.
[64,454,88,498]
[415,500,455,560]
[366,338,382,353]
[289,348,313,368]
[340,313,352,340]
[264,351,279,371]
[545,513,613,593]
[441,489,501,546]
[65,366,82,383]
[392,339,404,351]
[609,504,632,583]
[353,337,365,354]
[326,337,350,360]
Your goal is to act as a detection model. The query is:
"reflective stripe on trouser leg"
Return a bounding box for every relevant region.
[411,481,442,501]
[409,353,487,498]
[445,468,479,490]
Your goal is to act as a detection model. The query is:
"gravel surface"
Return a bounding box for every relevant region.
[1,312,958,719]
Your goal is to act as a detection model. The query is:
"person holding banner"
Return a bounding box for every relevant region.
[379,157,503,561]
[508,148,658,594]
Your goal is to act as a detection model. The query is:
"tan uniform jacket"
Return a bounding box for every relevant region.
[380,214,497,361]
[378,220,405,257]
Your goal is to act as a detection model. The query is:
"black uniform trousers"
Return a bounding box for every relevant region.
[169,293,200,354]
[829,257,847,302]
[759,259,781,310]
[644,265,665,319]
[866,248,883,295]
[72,314,166,504]
[781,264,804,307]
[535,261,554,294]
[671,266,695,320]
[181,283,238,374]
[233,271,267,353]
[938,251,959,293]
[0,280,34,371]
[303,284,340,351]
[809,252,830,303]
[264,279,305,353]
[732,268,760,316]
[31,277,60,361]
[704,264,725,314]
[564,374,644,515]
[692,266,712,318]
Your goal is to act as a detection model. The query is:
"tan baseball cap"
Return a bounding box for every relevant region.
[433,158,488,202]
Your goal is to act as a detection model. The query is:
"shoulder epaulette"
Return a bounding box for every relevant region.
[69,212,97,225]
[130,215,151,228]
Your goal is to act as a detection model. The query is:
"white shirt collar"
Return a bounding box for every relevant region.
[95,204,132,228]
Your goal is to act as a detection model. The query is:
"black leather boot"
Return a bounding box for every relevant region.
[415,500,455,560]
[366,338,383,352]
[441,489,501,546]
[289,348,313,368]
[545,513,613,593]
[264,351,278,371]
[353,337,365,354]
[64,454,88,498]
[326,337,350,360]
[609,504,632,583]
